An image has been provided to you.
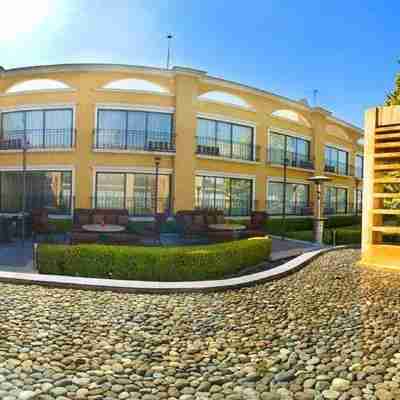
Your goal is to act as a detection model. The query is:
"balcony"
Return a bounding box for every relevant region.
[0,129,75,150]
[92,195,172,216]
[267,148,314,170]
[196,136,259,162]
[195,198,254,216]
[266,200,313,216]
[93,129,175,153]
[324,162,354,177]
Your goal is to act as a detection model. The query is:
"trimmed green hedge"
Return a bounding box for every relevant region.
[49,219,72,233]
[37,237,272,281]
[266,218,313,234]
[325,215,361,228]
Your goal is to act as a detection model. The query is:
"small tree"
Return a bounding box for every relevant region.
[386,70,400,106]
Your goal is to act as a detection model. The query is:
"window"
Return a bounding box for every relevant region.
[355,189,363,214]
[267,181,310,215]
[195,175,253,216]
[0,171,72,214]
[196,118,254,160]
[1,109,73,149]
[269,131,312,169]
[96,109,174,151]
[95,172,171,216]
[355,155,364,178]
[325,187,348,214]
[325,146,349,175]
[6,79,71,94]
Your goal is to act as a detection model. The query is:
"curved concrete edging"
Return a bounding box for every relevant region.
[0,246,352,294]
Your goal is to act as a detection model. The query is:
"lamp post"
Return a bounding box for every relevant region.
[21,134,29,249]
[354,177,361,216]
[308,175,331,244]
[154,156,161,215]
[281,153,289,240]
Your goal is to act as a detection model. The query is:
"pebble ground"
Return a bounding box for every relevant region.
[0,249,399,400]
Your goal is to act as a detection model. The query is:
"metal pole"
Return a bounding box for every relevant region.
[154,157,160,214]
[166,34,173,69]
[281,154,288,240]
[21,135,27,249]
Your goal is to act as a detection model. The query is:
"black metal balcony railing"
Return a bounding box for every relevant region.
[196,136,259,161]
[94,129,175,152]
[0,129,75,150]
[324,203,355,215]
[92,195,172,216]
[0,194,73,214]
[266,200,313,216]
[324,162,354,177]
[195,198,254,216]
[267,148,314,170]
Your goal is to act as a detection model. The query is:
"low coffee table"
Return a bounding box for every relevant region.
[209,223,246,239]
[82,224,125,233]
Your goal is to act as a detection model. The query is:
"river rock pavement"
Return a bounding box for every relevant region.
[0,249,399,399]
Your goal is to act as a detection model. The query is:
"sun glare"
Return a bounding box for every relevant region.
[0,0,51,40]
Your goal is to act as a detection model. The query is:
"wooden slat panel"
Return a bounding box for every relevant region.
[375,142,400,148]
[375,132,400,140]
[374,178,400,183]
[373,209,400,215]
[375,127,400,134]
[374,193,400,198]
[375,163,400,170]
[374,152,400,159]
[372,226,400,234]
[377,106,400,126]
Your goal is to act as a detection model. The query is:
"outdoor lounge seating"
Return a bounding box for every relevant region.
[71,208,139,245]
[31,209,57,241]
[241,211,268,238]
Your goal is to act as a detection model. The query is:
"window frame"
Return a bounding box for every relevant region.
[94,171,172,216]
[197,117,255,160]
[325,186,348,214]
[195,174,253,216]
[96,108,174,149]
[325,145,349,175]
[269,130,311,165]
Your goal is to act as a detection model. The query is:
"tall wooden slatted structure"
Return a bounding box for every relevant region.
[361,105,400,269]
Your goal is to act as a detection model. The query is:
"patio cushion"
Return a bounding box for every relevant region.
[77,214,91,226]
[216,215,225,224]
[205,215,216,225]
[182,215,192,226]
[193,215,205,227]
[93,214,105,225]
[118,215,129,226]
[104,214,117,225]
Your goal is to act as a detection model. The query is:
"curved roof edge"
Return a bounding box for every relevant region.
[0,63,362,134]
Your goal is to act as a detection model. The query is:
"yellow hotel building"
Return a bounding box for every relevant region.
[0,64,363,219]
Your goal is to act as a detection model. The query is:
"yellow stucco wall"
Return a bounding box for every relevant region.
[0,64,363,216]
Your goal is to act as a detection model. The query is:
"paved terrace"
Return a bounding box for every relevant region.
[0,249,399,400]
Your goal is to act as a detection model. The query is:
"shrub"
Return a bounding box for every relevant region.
[324,226,361,245]
[266,218,313,234]
[325,215,361,228]
[49,218,72,233]
[37,237,272,281]
[286,230,314,242]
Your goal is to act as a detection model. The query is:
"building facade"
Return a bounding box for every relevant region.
[0,64,363,219]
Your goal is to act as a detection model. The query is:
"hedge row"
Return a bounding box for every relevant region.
[265,215,362,235]
[285,226,361,245]
[37,237,272,281]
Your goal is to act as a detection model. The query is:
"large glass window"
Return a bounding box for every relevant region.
[196,118,254,160]
[96,109,173,151]
[325,146,349,175]
[269,131,312,169]
[1,109,73,149]
[267,181,310,215]
[0,171,72,214]
[195,175,253,216]
[95,172,171,216]
[355,155,364,178]
[325,187,348,214]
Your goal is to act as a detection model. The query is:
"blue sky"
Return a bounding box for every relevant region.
[0,0,399,127]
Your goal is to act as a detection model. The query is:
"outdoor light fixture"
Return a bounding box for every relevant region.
[308,175,331,244]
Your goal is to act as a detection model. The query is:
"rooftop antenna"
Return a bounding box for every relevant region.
[313,89,319,107]
[166,34,173,69]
